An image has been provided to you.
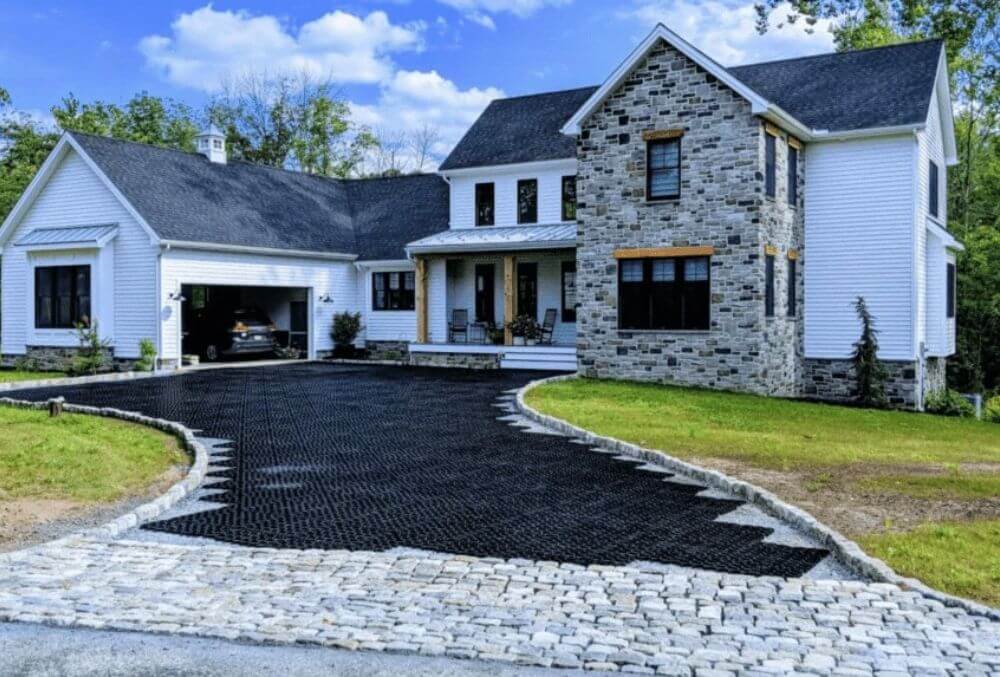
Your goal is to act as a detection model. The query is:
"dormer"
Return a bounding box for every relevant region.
[196,124,227,164]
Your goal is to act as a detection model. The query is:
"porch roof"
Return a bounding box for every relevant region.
[405,223,576,256]
[14,224,119,249]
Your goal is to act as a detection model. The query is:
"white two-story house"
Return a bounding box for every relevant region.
[0,25,961,408]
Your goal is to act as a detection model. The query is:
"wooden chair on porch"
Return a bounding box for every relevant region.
[449,308,469,343]
[539,308,558,345]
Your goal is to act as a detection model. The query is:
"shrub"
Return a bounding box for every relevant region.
[331,312,363,348]
[851,296,888,408]
[70,320,112,376]
[925,389,976,418]
[135,338,157,372]
[984,395,1000,423]
[13,356,40,372]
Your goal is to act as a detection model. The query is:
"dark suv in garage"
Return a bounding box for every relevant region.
[190,307,277,361]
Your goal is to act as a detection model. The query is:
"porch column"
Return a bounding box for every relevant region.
[415,256,428,344]
[503,254,516,345]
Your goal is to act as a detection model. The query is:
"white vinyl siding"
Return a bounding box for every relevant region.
[924,230,950,356]
[804,135,916,360]
[159,249,356,361]
[447,162,576,229]
[1,149,156,358]
[357,262,417,343]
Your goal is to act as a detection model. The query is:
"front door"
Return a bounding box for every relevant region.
[474,264,495,324]
[517,262,538,320]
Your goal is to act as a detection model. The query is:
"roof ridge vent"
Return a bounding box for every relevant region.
[196,124,227,164]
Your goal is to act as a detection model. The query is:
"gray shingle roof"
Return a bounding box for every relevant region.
[729,39,943,132]
[70,132,449,260]
[438,86,598,171]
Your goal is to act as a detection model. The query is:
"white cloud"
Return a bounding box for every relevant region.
[437,0,572,30]
[139,6,426,91]
[625,0,835,65]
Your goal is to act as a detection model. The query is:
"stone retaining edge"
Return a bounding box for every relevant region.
[515,374,1000,621]
[0,369,172,392]
[0,397,209,557]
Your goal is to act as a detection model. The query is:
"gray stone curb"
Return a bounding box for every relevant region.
[0,398,209,557]
[516,374,1000,621]
[0,369,171,392]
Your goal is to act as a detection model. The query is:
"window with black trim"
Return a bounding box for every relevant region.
[517,179,537,224]
[765,253,775,317]
[646,138,680,200]
[947,262,956,318]
[787,258,797,317]
[561,260,577,323]
[475,182,494,226]
[618,256,709,331]
[372,271,415,311]
[35,265,90,329]
[765,133,776,198]
[787,146,798,206]
[561,175,577,221]
[929,160,939,218]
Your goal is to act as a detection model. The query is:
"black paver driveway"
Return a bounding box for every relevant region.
[10,364,827,575]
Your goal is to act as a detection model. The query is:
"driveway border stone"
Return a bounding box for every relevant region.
[515,373,1000,621]
[0,397,209,551]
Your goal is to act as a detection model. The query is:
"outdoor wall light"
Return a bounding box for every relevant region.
[318,293,334,303]
[168,292,186,302]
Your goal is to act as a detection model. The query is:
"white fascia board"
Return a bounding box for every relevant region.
[560,23,771,136]
[809,123,924,142]
[354,259,414,270]
[0,137,72,252]
[438,157,577,179]
[160,239,357,261]
[406,239,575,256]
[927,219,964,251]
[933,47,959,166]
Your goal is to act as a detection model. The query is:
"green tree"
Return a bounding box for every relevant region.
[852,296,890,407]
[52,92,198,150]
[0,89,59,219]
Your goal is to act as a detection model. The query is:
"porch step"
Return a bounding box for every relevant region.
[500,348,577,372]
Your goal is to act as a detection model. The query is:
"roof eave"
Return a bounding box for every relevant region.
[437,157,577,178]
[933,46,959,166]
[159,239,358,261]
[810,122,925,141]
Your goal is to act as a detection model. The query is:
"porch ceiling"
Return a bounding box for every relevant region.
[405,223,576,256]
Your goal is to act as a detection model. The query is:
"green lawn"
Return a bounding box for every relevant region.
[0,405,187,503]
[858,520,1000,607]
[0,370,66,384]
[526,378,1000,470]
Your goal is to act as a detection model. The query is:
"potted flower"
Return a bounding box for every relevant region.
[486,324,505,345]
[507,314,538,346]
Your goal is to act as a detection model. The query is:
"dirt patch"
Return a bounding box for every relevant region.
[0,464,186,553]
[689,457,1000,538]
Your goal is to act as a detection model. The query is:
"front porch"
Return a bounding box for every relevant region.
[408,342,577,371]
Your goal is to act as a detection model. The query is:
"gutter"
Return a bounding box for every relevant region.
[159,240,358,262]
[406,239,577,257]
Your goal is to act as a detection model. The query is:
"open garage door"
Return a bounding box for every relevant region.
[181,284,310,363]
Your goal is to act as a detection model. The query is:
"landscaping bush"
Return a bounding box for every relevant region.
[925,389,976,418]
[70,320,112,376]
[851,296,888,408]
[984,395,1000,423]
[135,338,157,372]
[331,312,363,358]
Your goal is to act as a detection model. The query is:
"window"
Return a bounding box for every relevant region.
[947,262,956,318]
[765,132,776,198]
[618,256,709,331]
[475,182,494,226]
[646,138,681,200]
[787,145,798,206]
[517,179,537,224]
[765,253,775,317]
[372,271,415,311]
[929,160,939,218]
[212,138,223,150]
[787,258,797,317]
[561,175,577,221]
[561,260,577,322]
[35,265,90,329]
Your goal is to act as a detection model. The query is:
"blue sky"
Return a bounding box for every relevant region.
[0,0,837,162]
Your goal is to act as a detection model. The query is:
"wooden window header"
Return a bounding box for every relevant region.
[764,244,778,256]
[787,249,799,260]
[764,122,782,137]
[787,136,802,150]
[614,246,714,260]
[642,128,684,142]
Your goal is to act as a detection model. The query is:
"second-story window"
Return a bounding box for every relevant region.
[929,160,939,218]
[475,182,494,226]
[787,145,798,206]
[517,179,538,224]
[647,138,681,200]
[765,132,776,198]
[561,175,577,221]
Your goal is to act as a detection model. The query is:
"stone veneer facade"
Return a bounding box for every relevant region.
[1,346,136,373]
[573,37,936,408]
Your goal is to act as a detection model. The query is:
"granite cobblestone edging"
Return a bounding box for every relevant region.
[0,396,209,550]
[515,374,1000,622]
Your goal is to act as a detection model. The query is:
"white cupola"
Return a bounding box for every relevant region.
[196,124,227,164]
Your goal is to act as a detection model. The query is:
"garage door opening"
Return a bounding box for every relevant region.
[181,284,309,363]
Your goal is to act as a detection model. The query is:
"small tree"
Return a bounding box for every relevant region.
[331,312,363,354]
[851,296,888,408]
[71,319,112,376]
[135,338,157,372]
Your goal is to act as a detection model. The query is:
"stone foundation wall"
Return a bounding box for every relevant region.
[365,341,410,362]
[408,351,500,370]
[2,346,137,373]
[801,358,923,409]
